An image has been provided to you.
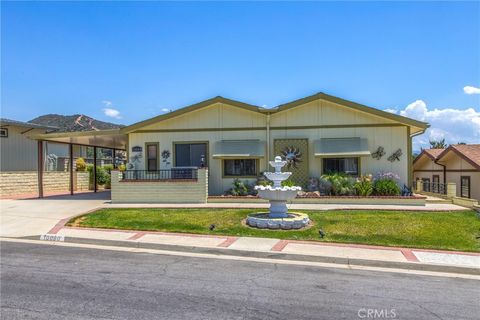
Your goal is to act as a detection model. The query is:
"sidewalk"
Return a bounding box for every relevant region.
[44,218,480,273]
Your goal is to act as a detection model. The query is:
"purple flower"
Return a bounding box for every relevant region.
[374,171,400,181]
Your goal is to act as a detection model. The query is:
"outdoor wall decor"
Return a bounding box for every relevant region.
[131,146,142,152]
[281,146,303,169]
[388,149,402,162]
[127,153,142,170]
[161,150,171,163]
[371,146,385,160]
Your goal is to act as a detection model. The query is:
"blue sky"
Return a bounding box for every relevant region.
[2,1,479,150]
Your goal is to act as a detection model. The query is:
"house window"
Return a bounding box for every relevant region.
[460,176,471,198]
[146,143,158,171]
[174,143,207,167]
[432,175,440,193]
[0,128,7,138]
[323,157,359,175]
[422,178,431,192]
[224,159,257,177]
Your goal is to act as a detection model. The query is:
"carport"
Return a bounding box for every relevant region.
[31,129,127,198]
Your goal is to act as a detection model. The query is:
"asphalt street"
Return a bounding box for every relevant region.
[1,241,479,320]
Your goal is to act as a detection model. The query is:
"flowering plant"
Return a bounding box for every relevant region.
[374,171,400,181]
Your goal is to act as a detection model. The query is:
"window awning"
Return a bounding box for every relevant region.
[212,140,265,159]
[314,138,370,157]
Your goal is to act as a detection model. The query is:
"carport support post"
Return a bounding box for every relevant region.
[37,140,44,198]
[93,146,97,193]
[69,143,74,195]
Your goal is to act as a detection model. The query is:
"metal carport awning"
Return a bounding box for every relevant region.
[314,138,371,157]
[212,140,266,158]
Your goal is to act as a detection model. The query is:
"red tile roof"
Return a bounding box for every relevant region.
[423,148,445,159]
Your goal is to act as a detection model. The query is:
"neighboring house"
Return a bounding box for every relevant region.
[118,92,427,195]
[0,118,57,171]
[413,144,480,201]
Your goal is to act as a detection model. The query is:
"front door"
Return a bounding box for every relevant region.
[460,176,470,198]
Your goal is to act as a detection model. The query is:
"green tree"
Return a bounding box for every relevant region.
[429,138,447,149]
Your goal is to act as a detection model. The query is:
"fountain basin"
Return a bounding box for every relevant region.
[246,212,310,230]
[255,188,299,201]
[263,172,292,184]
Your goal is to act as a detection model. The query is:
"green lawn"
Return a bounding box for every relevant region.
[68,208,480,252]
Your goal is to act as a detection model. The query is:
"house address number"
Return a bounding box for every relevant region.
[40,234,65,242]
[132,146,142,152]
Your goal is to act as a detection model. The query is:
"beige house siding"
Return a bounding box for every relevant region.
[269,99,397,127]
[413,155,445,183]
[0,126,44,171]
[127,98,412,195]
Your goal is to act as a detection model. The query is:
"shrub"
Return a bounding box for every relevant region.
[226,179,249,196]
[318,177,332,195]
[373,178,401,196]
[322,173,356,196]
[355,175,373,196]
[281,179,296,187]
[87,164,109,186]
[75,158,87,171]
[118,164,126,172]
[372,171,401,196]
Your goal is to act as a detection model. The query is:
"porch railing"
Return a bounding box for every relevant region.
[121,169,198,181]
[421,181,447,195]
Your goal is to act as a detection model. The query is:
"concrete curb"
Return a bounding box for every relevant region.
[20,235,480,276]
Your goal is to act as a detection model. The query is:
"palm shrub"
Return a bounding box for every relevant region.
[322,173,356,196]
[373,171,401,196]
[354,175,373,196]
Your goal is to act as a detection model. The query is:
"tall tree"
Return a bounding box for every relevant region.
[429,138,448,149]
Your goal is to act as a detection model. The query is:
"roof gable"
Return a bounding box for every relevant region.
[273,92,429,132]
[437,144,480,170]
[122,96,264,133]
[413,148,444,166]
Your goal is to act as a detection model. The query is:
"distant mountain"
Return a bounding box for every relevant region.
[29,114,124,132]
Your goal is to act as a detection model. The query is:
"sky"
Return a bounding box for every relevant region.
[1,1,479,151]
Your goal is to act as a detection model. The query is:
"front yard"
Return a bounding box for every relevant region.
[68,208,480,252]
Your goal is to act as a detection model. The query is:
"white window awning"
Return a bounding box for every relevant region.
[212,140,266,159]
[314,138,371,157]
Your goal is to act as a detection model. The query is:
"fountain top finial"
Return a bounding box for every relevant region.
[269,155,287,173]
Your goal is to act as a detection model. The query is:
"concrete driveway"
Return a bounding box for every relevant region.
[0,192,109,237]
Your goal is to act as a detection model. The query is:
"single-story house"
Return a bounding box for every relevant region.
[121,92,427,195]
[413,144,480,201]
[25,92,429,202]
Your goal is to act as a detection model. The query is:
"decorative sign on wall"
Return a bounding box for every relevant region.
[388,149,402,162]
[161,150,171,165]
[281,146,303,169]
[132,146,142,152]
[371,146,386,160]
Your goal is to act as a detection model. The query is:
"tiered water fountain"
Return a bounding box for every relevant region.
[246,156,310,229]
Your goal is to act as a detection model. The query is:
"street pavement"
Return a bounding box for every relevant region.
[1,241,479,320]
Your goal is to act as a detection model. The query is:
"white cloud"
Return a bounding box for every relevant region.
[161,108,171,113]
[384,108,398,114]
[394,100,480,150]
[464,86,480,94]
[102,100,121,119]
